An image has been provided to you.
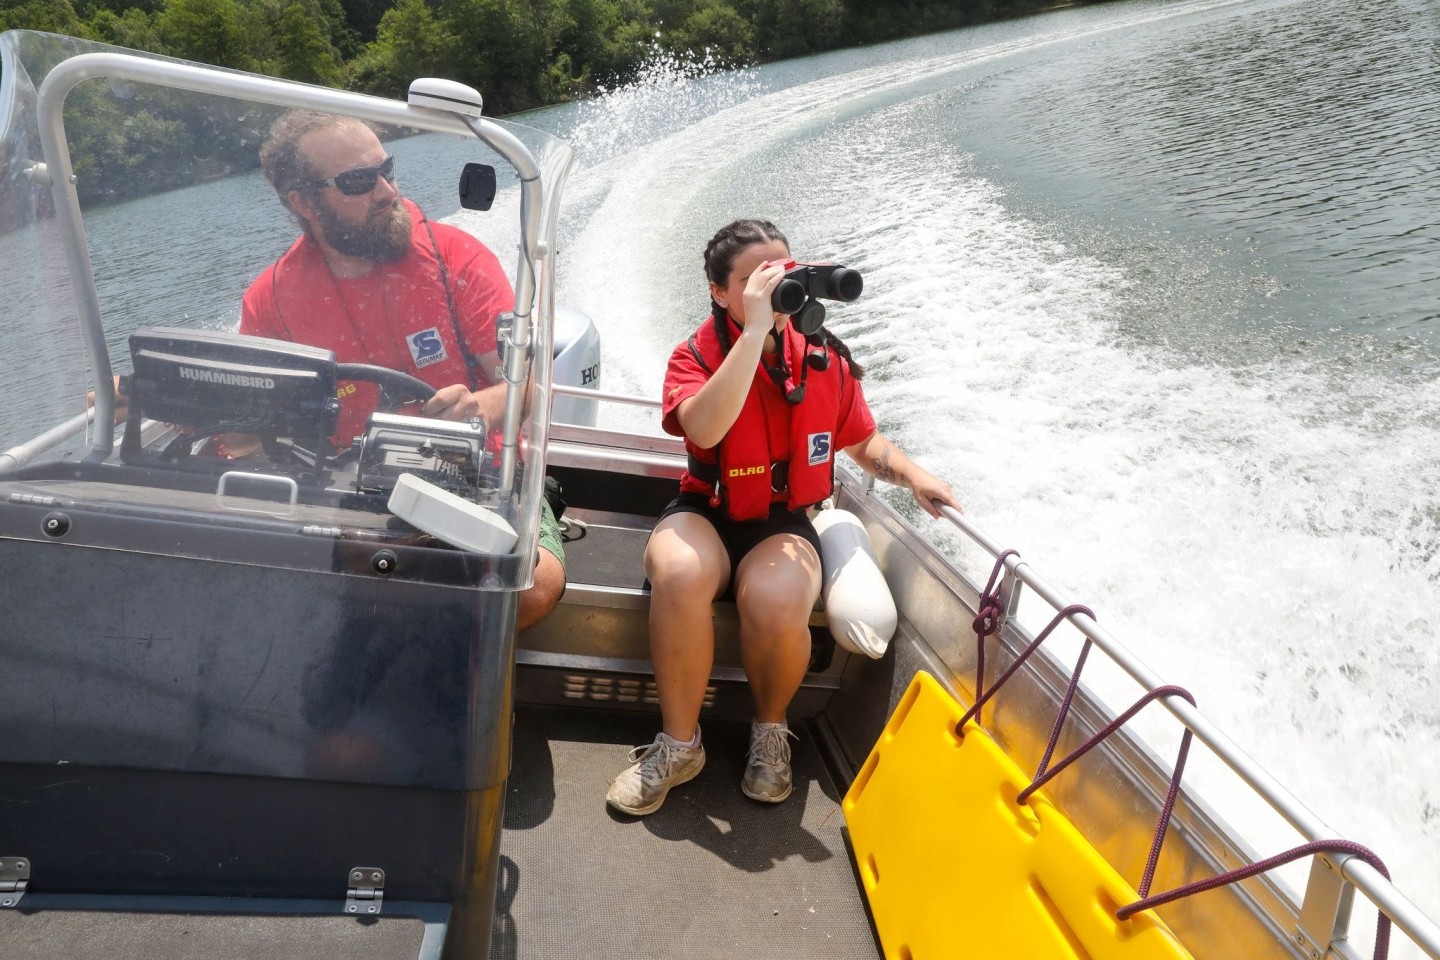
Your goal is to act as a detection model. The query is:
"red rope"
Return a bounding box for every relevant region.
[1117,840,1392,960]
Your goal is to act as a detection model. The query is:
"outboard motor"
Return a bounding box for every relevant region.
[551,305,601,427]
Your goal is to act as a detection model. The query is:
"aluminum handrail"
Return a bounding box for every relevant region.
[0,408,94,473]
[553,384,662,408]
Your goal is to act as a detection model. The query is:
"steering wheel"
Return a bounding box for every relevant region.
[336,362,436,411]
[259,363,438,475]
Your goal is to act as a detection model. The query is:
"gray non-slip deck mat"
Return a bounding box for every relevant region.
[0,911,428,959]
[492,707,881,960]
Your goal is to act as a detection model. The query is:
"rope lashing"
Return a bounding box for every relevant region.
[958,602,1095,737]
[958,561,1395,960]
[1117,840,1393,960]
[1035,636,1094,780]
[1016,684,1197,908]
[969,549,1020,724]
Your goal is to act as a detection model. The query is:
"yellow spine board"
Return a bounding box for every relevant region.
[841,671,1193,960]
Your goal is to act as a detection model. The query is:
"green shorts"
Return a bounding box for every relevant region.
[538,499,565,569]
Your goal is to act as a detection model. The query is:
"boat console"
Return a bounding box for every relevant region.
[0,28,582,959]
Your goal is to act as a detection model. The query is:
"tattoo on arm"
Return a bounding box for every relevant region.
[870,442,901,485]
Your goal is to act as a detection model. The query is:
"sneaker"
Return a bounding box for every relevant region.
[742,721,796,803]
[605,732,706,816]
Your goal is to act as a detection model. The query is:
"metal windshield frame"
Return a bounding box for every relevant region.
[31,51,557,491]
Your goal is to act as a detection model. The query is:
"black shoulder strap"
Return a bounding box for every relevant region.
[686,334,711,374]
[421,215,483,391]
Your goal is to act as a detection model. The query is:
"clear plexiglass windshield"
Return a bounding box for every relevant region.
[0,30,573,590]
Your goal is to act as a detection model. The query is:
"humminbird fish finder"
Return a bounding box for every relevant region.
[121,327,340,465]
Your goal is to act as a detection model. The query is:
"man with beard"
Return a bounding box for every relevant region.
[241,109,564,629]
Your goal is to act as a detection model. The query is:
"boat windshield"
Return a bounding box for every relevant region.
[0,30,573,591]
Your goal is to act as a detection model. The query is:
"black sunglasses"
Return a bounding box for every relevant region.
[306,155,396,196]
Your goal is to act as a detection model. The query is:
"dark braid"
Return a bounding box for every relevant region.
[702,218,866,380]
[819,326,865,380]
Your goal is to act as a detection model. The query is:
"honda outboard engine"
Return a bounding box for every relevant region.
[551,305,601,427]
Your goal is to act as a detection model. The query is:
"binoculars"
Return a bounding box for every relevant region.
[770,261,863,335]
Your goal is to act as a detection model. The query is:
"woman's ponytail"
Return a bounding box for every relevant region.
[821,327,865,380]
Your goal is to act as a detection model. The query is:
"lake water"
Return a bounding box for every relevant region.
[2,0,1436,952]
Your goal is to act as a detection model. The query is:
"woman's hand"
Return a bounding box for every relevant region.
[906,465,962,520]
[739,260,789,337]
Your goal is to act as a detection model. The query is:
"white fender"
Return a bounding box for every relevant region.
[813,508,897,659]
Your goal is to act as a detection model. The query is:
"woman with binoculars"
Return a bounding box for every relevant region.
[606,218,961,817]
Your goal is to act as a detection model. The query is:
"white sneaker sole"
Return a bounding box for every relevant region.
[606,755,706,816]
[741,779,793,804]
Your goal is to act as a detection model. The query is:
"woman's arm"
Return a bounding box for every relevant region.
[843,430,962,519]
[676,261,787,449]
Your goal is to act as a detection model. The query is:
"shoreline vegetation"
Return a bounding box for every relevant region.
[2,0,1112,206]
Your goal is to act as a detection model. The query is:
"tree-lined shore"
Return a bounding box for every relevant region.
[2,0,1092,115]
[1,0,1108,207]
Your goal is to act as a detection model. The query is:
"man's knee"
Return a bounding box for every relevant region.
[518,548,565,631]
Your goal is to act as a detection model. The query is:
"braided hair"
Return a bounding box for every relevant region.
[702,219,866,380]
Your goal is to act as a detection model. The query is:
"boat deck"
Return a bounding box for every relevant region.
[492,706,880,960]
[0,906,436,959]
[0,706,878,960]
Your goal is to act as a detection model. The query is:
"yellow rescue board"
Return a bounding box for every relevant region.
[842,671,1193,960]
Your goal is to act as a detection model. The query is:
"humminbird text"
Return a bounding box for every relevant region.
[178,368,277,389]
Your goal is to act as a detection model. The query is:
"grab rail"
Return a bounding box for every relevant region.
[0,408,93,473]
[553,384,660,408]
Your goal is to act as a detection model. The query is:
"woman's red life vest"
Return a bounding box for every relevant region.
[680,315,848,521]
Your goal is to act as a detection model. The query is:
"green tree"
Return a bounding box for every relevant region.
[338,0,390,44]
[752,0,843,60]
[0,0,88,36]
[157,0,258,70]
[274,1,344,85]
[349,0,456,97]
[668,1,753,62]
[87,7,166,51]
[74,0,164,16]
[439,0,557,113]
[554,0,653,85]
[314,0,359,58]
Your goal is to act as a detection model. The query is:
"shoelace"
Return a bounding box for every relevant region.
[749,725,795,766]
[630,738,680,784]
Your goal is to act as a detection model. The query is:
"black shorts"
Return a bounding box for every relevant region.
[656,492,822,590]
